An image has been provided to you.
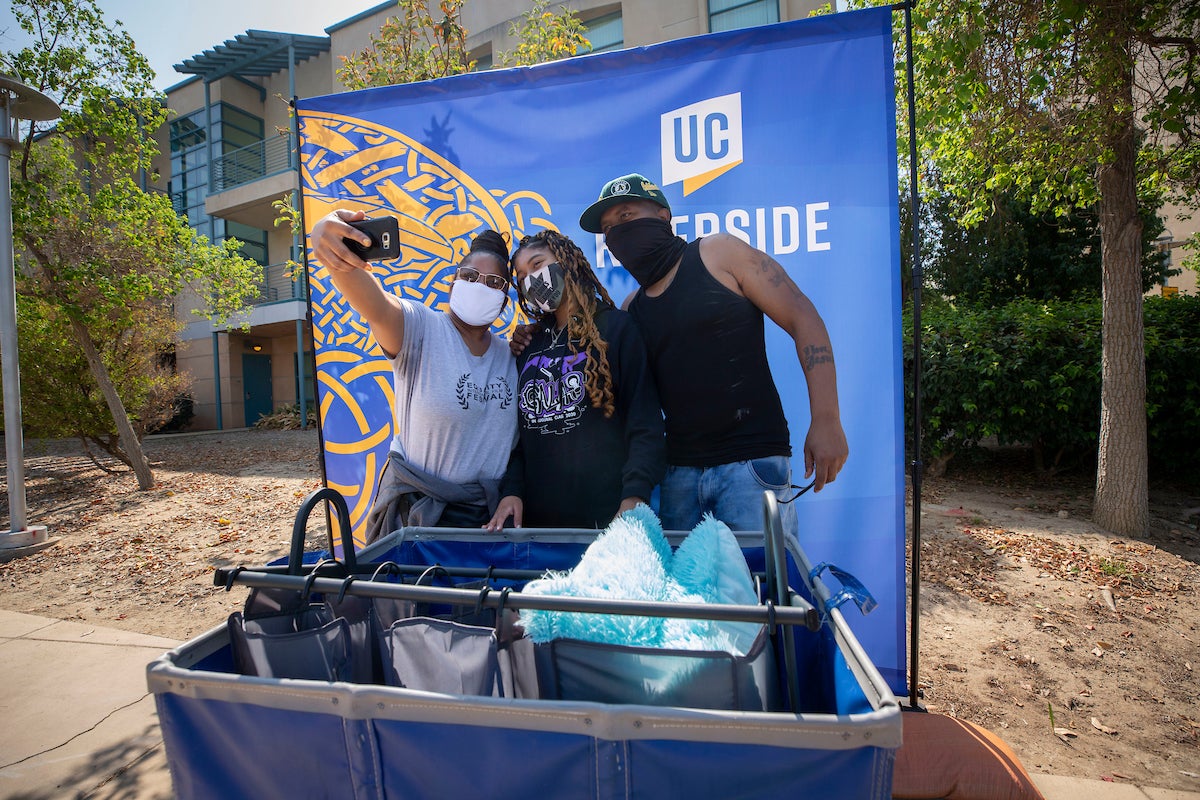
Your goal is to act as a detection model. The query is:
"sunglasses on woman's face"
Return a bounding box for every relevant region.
[455,265,509,291]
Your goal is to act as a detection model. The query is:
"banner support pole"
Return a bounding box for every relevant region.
[900,0,925,709]
[290,95,337,551]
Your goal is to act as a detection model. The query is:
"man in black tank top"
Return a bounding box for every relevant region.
[578,173,849,536]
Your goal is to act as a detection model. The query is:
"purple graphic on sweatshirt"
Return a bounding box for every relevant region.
[519,352,588,433]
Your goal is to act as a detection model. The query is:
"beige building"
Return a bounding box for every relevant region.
[1155,200,1198,298]
[154,0,827,431]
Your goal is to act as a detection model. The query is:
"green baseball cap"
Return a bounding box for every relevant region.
[578,173,671,234]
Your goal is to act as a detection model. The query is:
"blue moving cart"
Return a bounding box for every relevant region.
[147,492,900,799]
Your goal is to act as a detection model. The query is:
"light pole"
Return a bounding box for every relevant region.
[0,74,60,554]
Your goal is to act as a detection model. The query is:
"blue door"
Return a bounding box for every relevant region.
[242,353,273,427]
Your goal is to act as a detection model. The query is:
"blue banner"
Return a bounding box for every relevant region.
[298,7,905,692]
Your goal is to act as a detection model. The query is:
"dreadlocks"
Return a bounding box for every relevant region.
[512,230,617,418]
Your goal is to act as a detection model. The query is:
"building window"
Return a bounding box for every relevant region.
[169,110,208,225]
[709,0,779,32]
[471,48,493,71]
[169,115,205,152]
[585,12,623,53]
[223,220,268,266]
[167,103,265,230]
[218,104,265,153]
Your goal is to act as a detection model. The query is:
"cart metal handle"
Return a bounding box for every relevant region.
[216,562,546,584]
[215,560,820,631]
[220,568,823,628]
[288,488,356,575]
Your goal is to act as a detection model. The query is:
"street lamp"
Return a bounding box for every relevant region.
[0,74,60,555]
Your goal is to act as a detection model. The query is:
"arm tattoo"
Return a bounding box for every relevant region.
[758,253,800,296]
[803,344,834,370]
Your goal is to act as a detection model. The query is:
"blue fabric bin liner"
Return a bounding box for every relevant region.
[149,528,900,799]
[367,530,857,715]
[533,624,779,711]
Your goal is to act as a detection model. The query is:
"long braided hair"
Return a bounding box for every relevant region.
[512,230,617,418]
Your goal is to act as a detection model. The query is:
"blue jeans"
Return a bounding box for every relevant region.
[659,456,799,540]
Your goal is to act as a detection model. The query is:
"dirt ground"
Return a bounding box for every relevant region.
[1,429,1197,792]
[912,455,1200,792]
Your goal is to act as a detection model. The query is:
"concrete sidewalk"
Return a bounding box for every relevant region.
[0,610,175,800]
[1,608,1197,800]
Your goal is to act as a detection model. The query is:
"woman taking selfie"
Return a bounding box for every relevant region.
[311,209,517,541]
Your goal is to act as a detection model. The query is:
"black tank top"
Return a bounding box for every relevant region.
[628,239,790,466]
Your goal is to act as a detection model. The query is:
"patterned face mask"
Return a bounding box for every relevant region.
[519,261,566,313]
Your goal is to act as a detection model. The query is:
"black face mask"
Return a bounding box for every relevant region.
[604,217,687,287]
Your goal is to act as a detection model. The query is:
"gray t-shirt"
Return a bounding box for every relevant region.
[389,300,517,485]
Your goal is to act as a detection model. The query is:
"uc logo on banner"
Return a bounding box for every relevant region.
[660,93,743,196]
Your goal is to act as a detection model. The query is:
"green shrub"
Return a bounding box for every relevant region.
[253,403,317,430]
[903,294,1198,476]
[1144,295,1200,474]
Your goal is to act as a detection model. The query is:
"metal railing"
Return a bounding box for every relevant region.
[254,261,306,305]
[211,134,294,193]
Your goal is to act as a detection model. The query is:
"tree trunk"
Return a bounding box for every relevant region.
[68,317,156,490]
[1093,100,1148,535]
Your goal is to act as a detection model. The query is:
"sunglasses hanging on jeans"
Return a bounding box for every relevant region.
[778,479,817,504]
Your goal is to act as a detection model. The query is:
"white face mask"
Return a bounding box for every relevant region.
[448,279,506,327]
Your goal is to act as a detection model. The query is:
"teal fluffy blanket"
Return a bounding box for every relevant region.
[517,505,760,655]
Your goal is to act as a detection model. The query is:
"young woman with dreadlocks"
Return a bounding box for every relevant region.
[484,229,665,530]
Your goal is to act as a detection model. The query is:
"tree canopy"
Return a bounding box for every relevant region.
[498,0,592,67]
[922,177,1172,305]
[2,0,262,488]
[908,0,1198,223]
[338,0,592,90]
[338,0,475,89]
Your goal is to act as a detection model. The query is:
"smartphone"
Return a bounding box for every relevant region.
[343,216,400,261]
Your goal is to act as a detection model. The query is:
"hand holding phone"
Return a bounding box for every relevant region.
[343,216,400,261]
